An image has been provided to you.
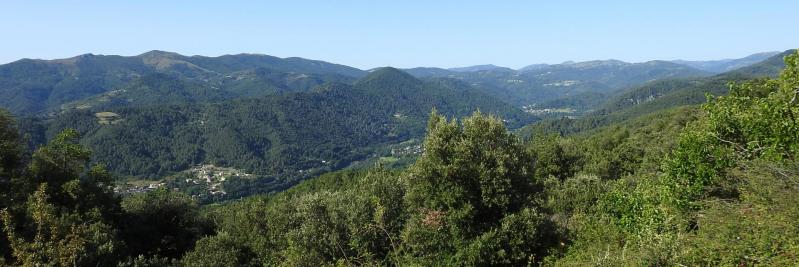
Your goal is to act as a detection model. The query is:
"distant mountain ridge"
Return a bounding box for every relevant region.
[523,50,795,138]
[0,51,366,115]
[404,59,711,109]
[0,50,782,117]
[448,64,508,72]
[596,49,795,121]
[670,51,779,73]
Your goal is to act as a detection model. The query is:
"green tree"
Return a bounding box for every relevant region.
[0,109,22,262]
[401,111,550,264]
[1,184,119,266]
[121,188,209,259]
[0,109,21,182]
[527,134,582,181]
[1,128,124,266]
[181,232,258,267]
[664,51,799,211]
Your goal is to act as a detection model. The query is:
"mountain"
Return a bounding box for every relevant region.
[448,64,508,72]
[57,73,232,112]
[598,49,794,119]
[522,50,795,137]
[24,67,534,195]
[135,50,366,78]
[671,51,779,73]
[405,64,510,75]
[403,67,455,77]
[0,51,367,115]
[517,63,550,72]
[406,60,710,111]
[2,51,777,117]
[56,68,357,114]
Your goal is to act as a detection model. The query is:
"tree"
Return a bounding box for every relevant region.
[0,109,21,182]
[120,188,209,260]
[181,232,258,267]
[1,184,119,266]
[664,51,799,211]
[401,111,549,264]
[0,109,22,261]
[1,128,124,266]
[527,134,583,181]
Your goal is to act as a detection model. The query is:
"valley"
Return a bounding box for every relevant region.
[1,47,796,266]
[2,2,798,265]
[3,50,788,199]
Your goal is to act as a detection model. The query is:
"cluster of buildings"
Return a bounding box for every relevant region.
[391,144,423,157]
[113,164,253,197]
[522,105,576,115]
[183,164,253,196]
[113,182,165,195]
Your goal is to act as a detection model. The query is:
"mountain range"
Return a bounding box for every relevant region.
[670,51,779,73]
[525,49,795,136]
[0,51,365,115]
[405,59,711,109]
[0,50,776,116]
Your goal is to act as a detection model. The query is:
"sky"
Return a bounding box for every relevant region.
[1,1,797,69]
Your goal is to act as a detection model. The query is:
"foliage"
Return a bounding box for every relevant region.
[181,231,258,267]
[0,127,124,266]
[550,50,799,265]
[179,112,558,266]
[120,188,210,259]
[0,115,208,265]
[400,111,555,265]
[1,184,119,266]
[191,167,407,266]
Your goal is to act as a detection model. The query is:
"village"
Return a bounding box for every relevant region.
[521,104,576,116]
[113,164,253,198]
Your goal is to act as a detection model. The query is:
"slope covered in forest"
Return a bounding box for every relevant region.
[0,51,365,115]
[25,68,534,187]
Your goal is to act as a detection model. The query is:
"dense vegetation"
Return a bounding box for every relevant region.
[0,118,210,266]
[544,49,799,265]
[24,68,535,199]
[0,50,796,266]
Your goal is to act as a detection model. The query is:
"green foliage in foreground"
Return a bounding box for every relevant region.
[548,50,799,266]
[0,120,209,266]
[188,111,560,266]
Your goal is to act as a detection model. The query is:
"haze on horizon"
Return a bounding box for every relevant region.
[1,0,797,69]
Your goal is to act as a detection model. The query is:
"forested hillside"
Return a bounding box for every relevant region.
[526,50,796,135]
[0,51,365,115]
[1,50,796,266]
[671,51,778,73]
[601,50,793,116]
[22,68,535,194]
[405,59,711,111]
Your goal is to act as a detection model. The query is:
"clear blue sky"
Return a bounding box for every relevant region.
[1,1,797,69]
